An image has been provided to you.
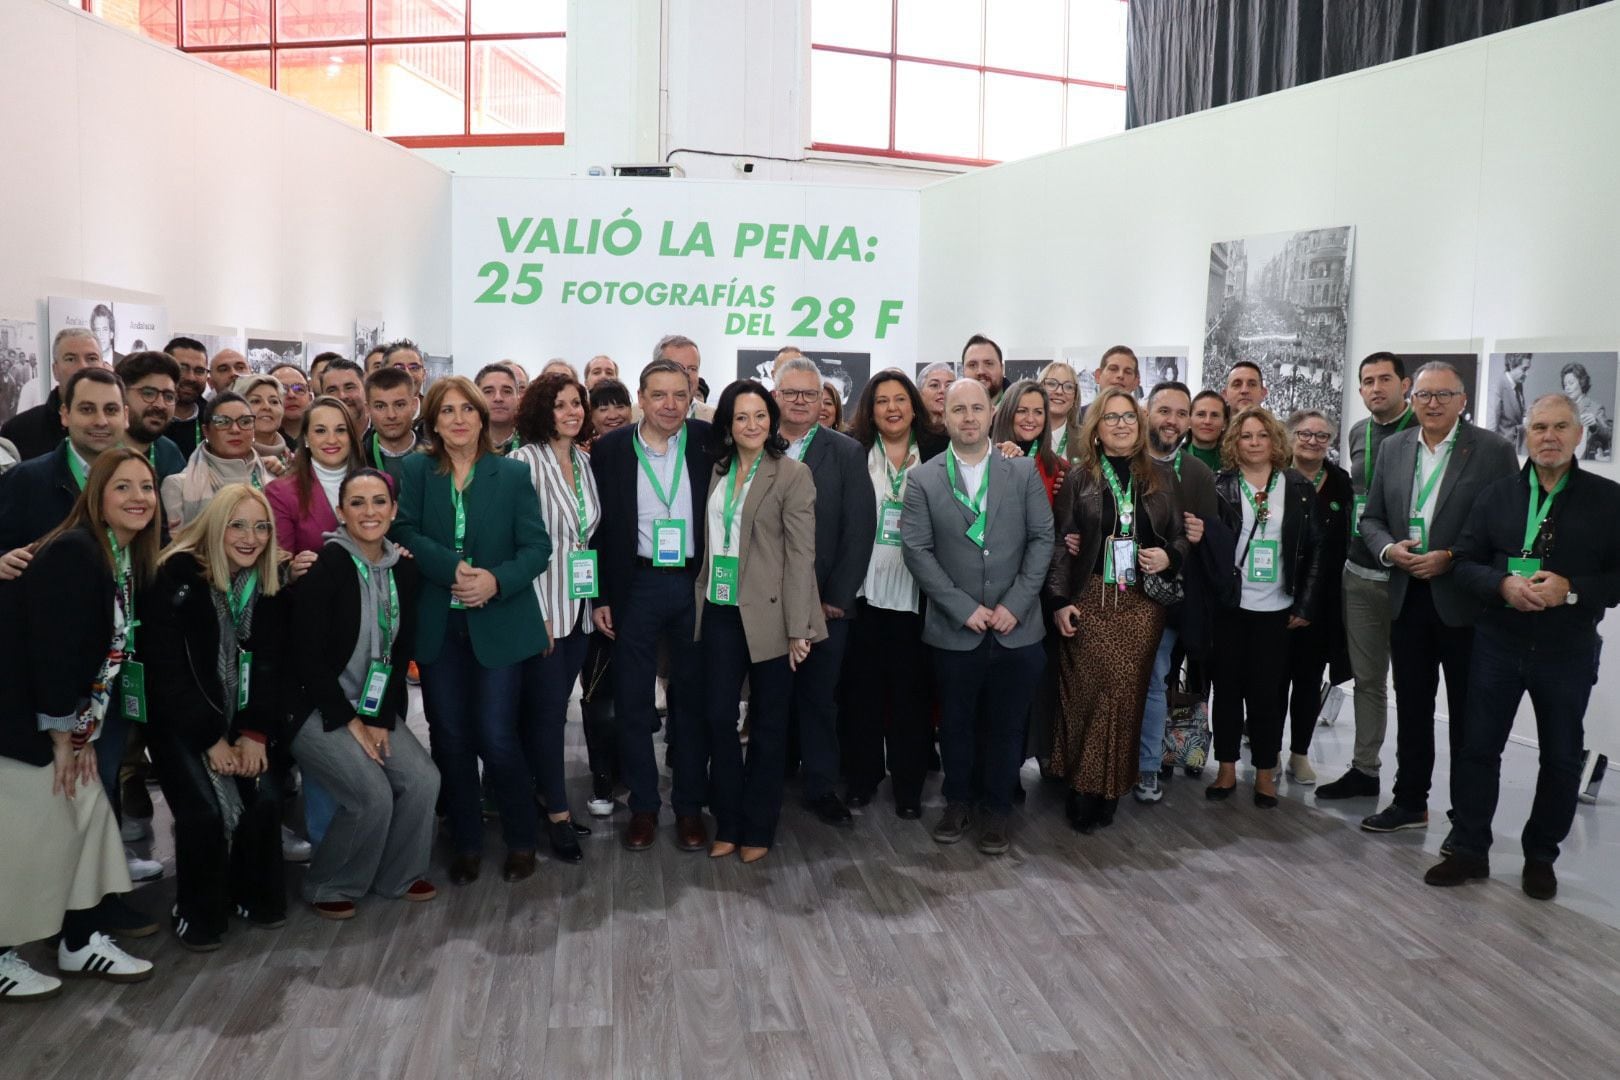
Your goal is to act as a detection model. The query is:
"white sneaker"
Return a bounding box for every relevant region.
[586,796,615,818]
[57,932,153,983]
[281,826,313,863]
[125,846,163,882]
[1287,753,1318,785]
[0,949,63,1001]
[120,816,153,843]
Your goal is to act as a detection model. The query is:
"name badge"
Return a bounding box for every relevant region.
[708,554,740,605]
[877,500,904,546]
[568,550,600,599]
[653,518,687,567]
[119,660,147,724]
[1351,494,1368,537]
[1407,517,1428,554]
[1104,537,1138,586]
[1508,556,1542,579]
[356,660,392,718]
[237,650,253,709]
[1247,539,1279,583]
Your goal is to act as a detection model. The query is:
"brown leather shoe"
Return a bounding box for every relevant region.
[502,849,537,883]
[623,811,657,851]
[675,813,708,852]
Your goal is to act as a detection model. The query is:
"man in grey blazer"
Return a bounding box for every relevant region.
[774,358,876,826]
[901,379,1053,855]
[1358,361,1518,835]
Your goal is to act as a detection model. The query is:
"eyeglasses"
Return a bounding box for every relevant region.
[777,389,820,403]
[397,362,425,374]
[280,383,309,395]
[134,386,178,405]
[210,415,257,430]
[1293,430,1333,443]
[1100,412,1139,426]
[1412,390,1462,404]
[1042,379,1078,394]
[226,520,273,538]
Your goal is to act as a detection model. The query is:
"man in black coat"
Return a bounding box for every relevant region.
[773,358,876,825]
[0,327,106,461]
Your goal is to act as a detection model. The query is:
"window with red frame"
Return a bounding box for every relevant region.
[85,0,566,146]
[810,0,1127,166]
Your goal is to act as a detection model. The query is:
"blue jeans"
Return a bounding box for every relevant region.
[420,611,537,855]
[935,638,1045,815]
[791,617,849,800]
[1138,626,1179,774]
[303,776,337,846]
[95,708,131,821]
[702,604,794,847]
[611,566,709,816]
[1448,628,1599,864]
[521,627,590,818]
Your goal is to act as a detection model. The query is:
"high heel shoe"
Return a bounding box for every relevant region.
[740,846,769,864]
[1253,789,1279,809]
[709,841,737,858]
[1205,783,1236,801]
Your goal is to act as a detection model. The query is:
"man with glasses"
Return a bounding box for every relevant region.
[1356,362,1516,836]
[384,339,428,398]
[114,351,187,485]
[269,362,311,452]
[1,327,105,461]
[163,336,212,458]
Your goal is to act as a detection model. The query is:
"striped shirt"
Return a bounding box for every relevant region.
[511,441,603,638]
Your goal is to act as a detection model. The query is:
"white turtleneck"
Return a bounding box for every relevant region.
[313,460,347,511]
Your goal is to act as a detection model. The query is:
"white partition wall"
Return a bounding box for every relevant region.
[917,2,1620,749]
[0,0,452,352]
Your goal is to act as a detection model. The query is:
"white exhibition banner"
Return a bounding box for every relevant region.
[451,177,920,402]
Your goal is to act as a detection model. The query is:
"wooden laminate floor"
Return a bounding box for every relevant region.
[5,718,1620,1080]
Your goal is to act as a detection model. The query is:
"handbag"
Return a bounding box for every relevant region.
[1142,571,1183,606]
[1162,666,1210,771]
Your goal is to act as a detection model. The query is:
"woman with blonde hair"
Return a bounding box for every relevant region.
[236,375,291,476]
[1037,361,1083,464]
[1207,406,1323,807]
[0,449,162,997]
[144,483,290,950]
[1045,387,1187,832]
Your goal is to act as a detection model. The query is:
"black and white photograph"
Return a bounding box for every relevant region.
[115,302,168,360]
[1004,348,1055,388]
[425,353,454,389]
[245,336,305,374]
[303,337,351,363]
[1488,350,1617,461]
[1404,353,1481,425]
[1142,353,1185,392]
[355,317,385,361]
[1203,226,1355,429]
[48,296,170,371]
[0,317,42,425]
[737,348,871,405]
[175,331,246,362]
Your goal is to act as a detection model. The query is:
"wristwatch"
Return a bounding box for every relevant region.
[1566,590,1579,606]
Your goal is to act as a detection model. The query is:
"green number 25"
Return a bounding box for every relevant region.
[475,261,544,304]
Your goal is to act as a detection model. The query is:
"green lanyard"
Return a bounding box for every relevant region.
[569,446,591,546]
[1099,457,1135,536]
[348,554,399,662]
[794,425,819,462]
[632,425,686,513]
[507,433,521,454]
[370,432,384,471]
[1523,470,1569,555]
[945,450,991,547]
[110,530,136,651]
[1412,432,1457,513]
[1054,427,1068,457]
[1172,448,1183,481]
[450,465,475,557]
[227,569,258,631]
[65,441,88,490]
[720,453,762,554]
[1240,470,1279,537]
[1311,467,1325,487]
[884,436,916,499]
[1025,440,1039,458]
[1363,408,1413,489]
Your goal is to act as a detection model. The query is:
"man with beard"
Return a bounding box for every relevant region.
[269,362,312,452]
[114,351,187,486]
[961,334,1007,405]
[1,328,105,461]
[163,336,211,458]
[1133,381,1224,802]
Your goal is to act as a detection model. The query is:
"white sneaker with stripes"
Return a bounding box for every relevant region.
[56,932,154,983]
[0,949,63,1001]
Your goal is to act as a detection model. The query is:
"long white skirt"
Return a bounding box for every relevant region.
[0,755,131,945]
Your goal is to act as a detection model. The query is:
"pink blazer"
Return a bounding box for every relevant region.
[266,474,338,554]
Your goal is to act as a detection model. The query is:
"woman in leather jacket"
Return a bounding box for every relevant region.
[1207,407,1323,808]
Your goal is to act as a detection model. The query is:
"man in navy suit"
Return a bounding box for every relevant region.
[590,358,715,853]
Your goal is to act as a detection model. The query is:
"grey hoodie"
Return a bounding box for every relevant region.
[315,527,404,726]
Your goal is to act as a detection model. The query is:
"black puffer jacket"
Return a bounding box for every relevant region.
[1213,467,1324,623]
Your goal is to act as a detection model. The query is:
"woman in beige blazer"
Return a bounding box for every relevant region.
[695,380,825,863]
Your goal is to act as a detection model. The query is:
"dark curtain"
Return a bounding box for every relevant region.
[1127,0,1611,127]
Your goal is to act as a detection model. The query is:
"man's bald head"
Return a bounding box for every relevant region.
[943,377,991,452]
[209,348,250,393]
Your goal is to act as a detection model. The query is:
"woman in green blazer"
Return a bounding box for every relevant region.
[390,375,551,887]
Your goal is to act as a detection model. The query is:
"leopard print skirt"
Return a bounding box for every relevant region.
[1050,575,1166,799]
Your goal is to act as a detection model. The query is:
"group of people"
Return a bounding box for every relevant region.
[0,325,1614,1004]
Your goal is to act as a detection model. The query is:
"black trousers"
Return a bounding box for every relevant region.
[839,601,933,806]
[148,727,286,935]
[580,631,618,783]
[1212,608,1292,770]
[702,604,793,848]
[1281,618,1331,755]
[1389,580,1473,813]
[790,617,850,800]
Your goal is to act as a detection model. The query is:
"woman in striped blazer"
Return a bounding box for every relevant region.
[510,371,602,863]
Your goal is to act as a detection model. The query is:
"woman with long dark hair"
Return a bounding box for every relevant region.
[840,369,943,816]
[0,449,160,997]
[992,379,1068,503]
[697,380,824,863]
[266,396,367,575]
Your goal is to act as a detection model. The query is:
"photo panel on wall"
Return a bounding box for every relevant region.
[1486,349,1617,461]
[0,317,42,425]
[245,336,306,374]
[737,348,871,405]
[48,296,169,374]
